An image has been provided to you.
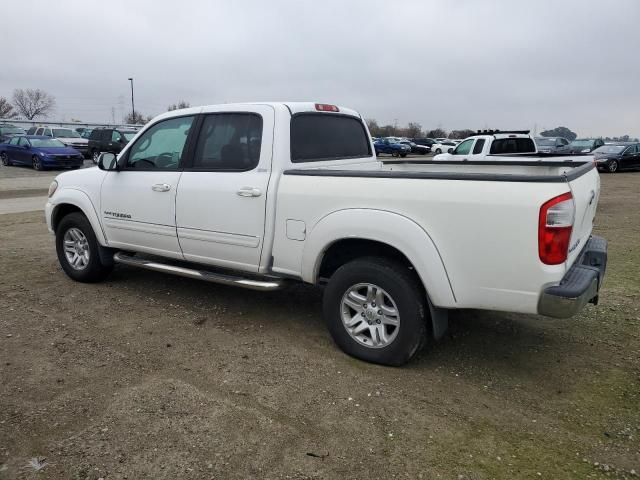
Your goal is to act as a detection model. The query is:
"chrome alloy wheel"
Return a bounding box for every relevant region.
[340,283,400,348]
[63,227,90,270]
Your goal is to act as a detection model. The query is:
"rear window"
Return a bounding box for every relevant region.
[490,138,536,154]
[290,113,371,163]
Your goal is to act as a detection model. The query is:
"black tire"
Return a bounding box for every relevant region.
[56,212,113,283]
[92,149,100,164]
[32,155,44,171]
[391,151,399,158]
[435,148,442,154]
[607,159,619,173]
[323,257,428,366]
[0,152,11,166]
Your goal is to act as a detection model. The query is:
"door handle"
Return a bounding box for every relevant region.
[152,183,171,192]
[237,187,262,197]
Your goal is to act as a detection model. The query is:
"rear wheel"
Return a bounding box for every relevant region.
[56,212,113,282]
[435,148,442,154]
[391,151,399,158]
[607,159,619,173]
[32,155,44,171]
[323,257,428,366]
[0,152,11,166]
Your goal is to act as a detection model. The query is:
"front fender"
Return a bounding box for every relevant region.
[47,188,107,246]
[301,209,457,308]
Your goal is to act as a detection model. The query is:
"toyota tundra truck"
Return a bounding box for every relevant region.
[45,102,607,366]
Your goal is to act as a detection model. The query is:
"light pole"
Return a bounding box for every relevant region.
[128,77,135,123]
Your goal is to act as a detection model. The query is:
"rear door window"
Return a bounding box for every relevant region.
[472,139,485,154]
[290,113,371,162]
[489,138,536,154]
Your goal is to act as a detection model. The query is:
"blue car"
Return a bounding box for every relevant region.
[0,135,84,170]
[374,137,411,157]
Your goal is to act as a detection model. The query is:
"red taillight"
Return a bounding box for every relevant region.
[538,192,574,265]
[315,103,339,112]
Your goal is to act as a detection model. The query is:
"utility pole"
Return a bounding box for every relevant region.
[128,77,135,123]
[111,107,116,125]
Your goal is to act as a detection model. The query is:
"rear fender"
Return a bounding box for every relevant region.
[302,209,457,308]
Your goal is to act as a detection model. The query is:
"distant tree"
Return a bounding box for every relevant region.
[449,129,475,140]
[366,118,380,136]
[12,88,55,120]
[425,128,447,139]
[0,97,18,119]
[405,122,422,139]
[540,126,577,141]
[378,124,397,137]
[124,111,149,124]
[167,100,190,111]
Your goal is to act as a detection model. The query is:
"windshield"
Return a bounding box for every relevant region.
[536,138,556,146]
[53,128,81,138]
[0,126,26,135]
[570,139,593,147]
[593,145,626,154]
[122,132,137,141]
[30,138,66,148]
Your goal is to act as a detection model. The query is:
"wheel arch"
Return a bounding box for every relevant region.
[50,189,107,245]
[302,209,457,308]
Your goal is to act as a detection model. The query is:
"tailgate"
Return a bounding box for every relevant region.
[566,167,601,267]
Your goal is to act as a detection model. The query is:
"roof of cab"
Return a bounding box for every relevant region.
[152,102,361,123]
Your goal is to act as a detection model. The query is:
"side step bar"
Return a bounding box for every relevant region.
[113,252,285,292]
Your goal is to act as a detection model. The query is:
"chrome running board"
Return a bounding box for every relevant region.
[113,252,285,292]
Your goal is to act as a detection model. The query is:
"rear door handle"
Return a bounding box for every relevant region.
[152,183,171,192]
[237,187,262,197]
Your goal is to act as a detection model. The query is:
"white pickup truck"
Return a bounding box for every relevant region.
[45,103,607,366]
[432,130,591,163]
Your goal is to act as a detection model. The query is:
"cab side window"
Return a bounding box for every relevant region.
[191,113,263,170]
[18,137,29,147]
[472,139,485,154]
[452,138,474,155]
[111,130,122,142]
[9,136,20,145]
[126,116,194,170]
[35,128,44,135]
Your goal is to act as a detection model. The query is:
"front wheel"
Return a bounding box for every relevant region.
[391,151,399,158]
[323,257,428,366]
[435,148,442,154]
[56,212,113,282]
[607,159,619,173]
[0,152,11,166]
[32,155,44,171]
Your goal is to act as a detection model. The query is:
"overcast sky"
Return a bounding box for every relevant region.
[2,0,639,137]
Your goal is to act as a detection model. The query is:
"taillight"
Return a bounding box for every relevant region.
[315,103,339,112]
[538,192,574,265]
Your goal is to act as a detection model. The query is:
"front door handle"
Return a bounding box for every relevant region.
[152,183,171,192]
[237,187,262,197]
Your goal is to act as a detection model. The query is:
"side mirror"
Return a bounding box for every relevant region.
[98,152,118,171]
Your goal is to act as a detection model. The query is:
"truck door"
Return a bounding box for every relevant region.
[175,105,274,272]
[100,115,196,259]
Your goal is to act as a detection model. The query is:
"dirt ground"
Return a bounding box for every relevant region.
[0,172,638,480]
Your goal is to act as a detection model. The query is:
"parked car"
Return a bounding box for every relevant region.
[0,124,27,142]
[433,131,546,161]
[430,140,457,154]
[374,137,411,157]
[399,140,429,155]
[87,127,139,163]
[411,138,436,148]
[567,138,605,154]
[26,126,89,157]
[593,143,640,173]
[81,128,94,139]
[44,102,606,366]
[535,136,571,154]
[0,135,84,170]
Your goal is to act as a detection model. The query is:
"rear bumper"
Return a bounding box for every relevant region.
[538,235,607,318]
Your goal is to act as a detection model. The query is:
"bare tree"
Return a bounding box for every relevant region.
[425,128,447,139]
[12,88,56,120]
[0,97,18,119]
[124,111,152,124]
[448,129,475,139]
[167,100,191,111]
[405,122,422,139]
